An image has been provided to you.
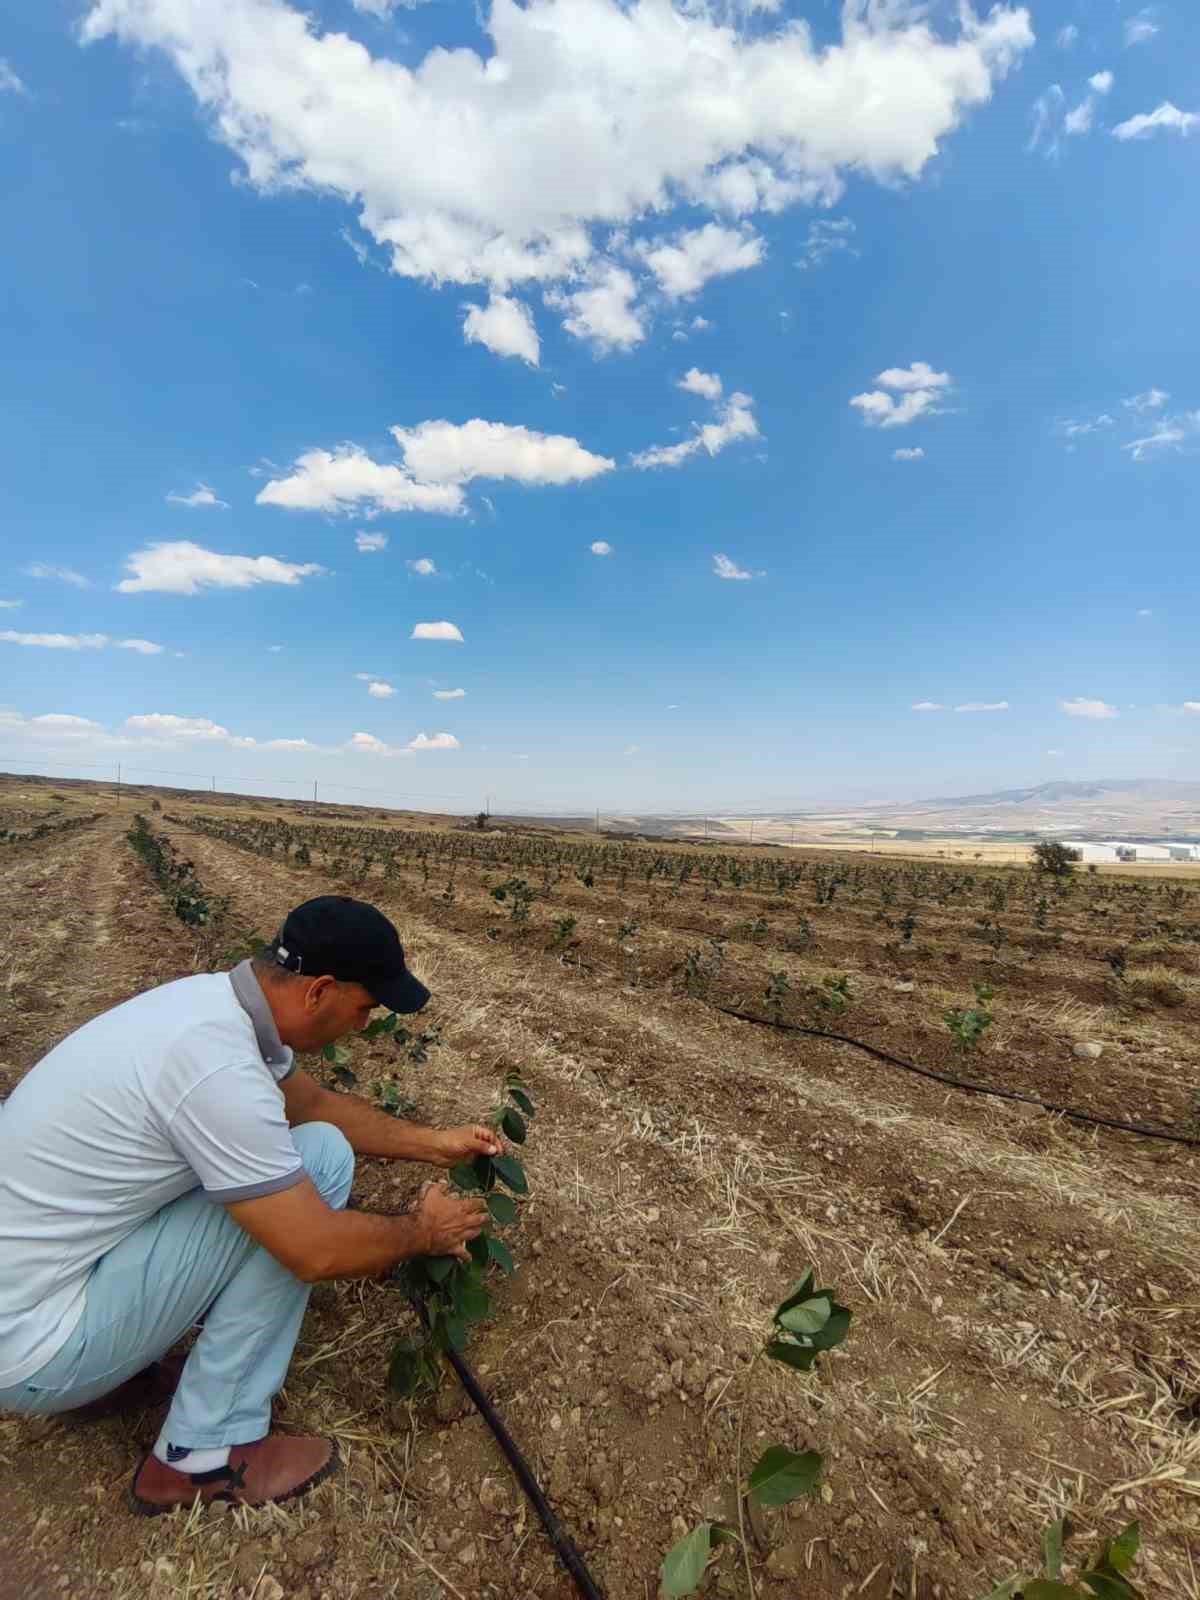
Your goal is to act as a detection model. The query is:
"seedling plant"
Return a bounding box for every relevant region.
[984,1516,1144,1599]
[944,983,995,1051]
[660,1270,851,1598]
[389,1073,534,1395]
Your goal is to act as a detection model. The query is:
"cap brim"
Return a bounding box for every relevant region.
[374,968,431,1015]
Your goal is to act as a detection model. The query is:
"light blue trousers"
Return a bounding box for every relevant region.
[0,1122,354,1449]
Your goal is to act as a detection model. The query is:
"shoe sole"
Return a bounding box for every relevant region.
[128,1437,340,1518]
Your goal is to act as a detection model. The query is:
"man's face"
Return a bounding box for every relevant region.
[296,976,379,1051]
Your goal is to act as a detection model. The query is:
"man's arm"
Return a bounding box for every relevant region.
[281,1068,500,1166]
[227,1176,489,1282]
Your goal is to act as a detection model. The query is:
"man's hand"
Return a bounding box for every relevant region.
[412,1180,489,1262]
[428,1124,503,1167]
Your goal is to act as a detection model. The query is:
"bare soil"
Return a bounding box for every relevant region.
[1,795,1198,1600]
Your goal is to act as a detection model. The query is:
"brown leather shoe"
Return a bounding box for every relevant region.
[129,1433,339,1516]
[68,1352,189,1423]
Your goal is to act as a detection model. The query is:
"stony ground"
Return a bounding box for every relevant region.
[1,795,1198,1600]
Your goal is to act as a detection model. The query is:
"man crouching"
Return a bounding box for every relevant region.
[0,895,495,1514]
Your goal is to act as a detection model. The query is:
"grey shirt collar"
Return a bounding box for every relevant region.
[229,959,294,1075]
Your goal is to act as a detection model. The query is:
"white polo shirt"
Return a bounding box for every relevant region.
[0,961,305,1387]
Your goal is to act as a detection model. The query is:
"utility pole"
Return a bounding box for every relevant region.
[313,780,318,807]
[211,776,216,794]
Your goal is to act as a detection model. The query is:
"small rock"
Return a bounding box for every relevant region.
[1073,1041,1104,1060]
[480,1476,512,1516]
[456,1541,476,1566]
[259,1580,285,1600]
[893,981,916,993]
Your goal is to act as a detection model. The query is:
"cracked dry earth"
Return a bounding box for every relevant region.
[1,807,1198,1600]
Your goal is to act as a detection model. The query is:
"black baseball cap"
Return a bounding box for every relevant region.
[271,896,430,1014]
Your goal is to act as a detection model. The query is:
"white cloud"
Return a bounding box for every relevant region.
[1,630,108,650]
[851,363,952,430]
[954,701,1008,713]
[636,224,764,299]
[623,744,639,756]
[1137,608,1153,618]
[408,731,460,750]
[797,216,856,271]
[589,540,613,556]
[1062,413,1115,439]
[1124,11,1159,47]
[267,643,285,652]
[911,701,944,711]
[166,482,228,509]
[1124,388,1169,413]
[80,0,1033,345]
[1113,103,1197,141]
[264,737,314,748]
[1183,703,1200,715]
[257,445,465,516]
[356,530,389,552]
[392,420,614,486]
[116,540,327,594]
[407,557,437,575]
[433,687,466,698]
[411,620,464,641]
[1056,25,1078,49]
[462,294,540,365]
[25,562,90,589]
[712,552,757,581]
[1027,83,1065,156]
[0,58,26,95]
[117,638,166,655]
[1089,71,1115,96]
[678,368,722,402]
[31,714,103,736]
[0,599,23,609]
[1063,98,1095,137]
[546,264,645,352]
[349,730,391,755]
[893,447,925,461]
[633,388,758,470]
[1046,748,1062,757]
[1124,412,1200,461]
[1060,697,1118,719]
[124,713,255,745]
[367,680,396,698]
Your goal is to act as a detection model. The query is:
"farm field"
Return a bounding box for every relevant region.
[1,789,1199,1600]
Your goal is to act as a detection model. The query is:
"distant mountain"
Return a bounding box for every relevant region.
[905,779,1200,813]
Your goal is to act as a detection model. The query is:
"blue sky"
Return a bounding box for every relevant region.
[0,0,1197,814]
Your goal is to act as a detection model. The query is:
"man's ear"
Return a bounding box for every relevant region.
[305,974,338,1011]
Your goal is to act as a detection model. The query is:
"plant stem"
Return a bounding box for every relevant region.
[734,1345,766,1600]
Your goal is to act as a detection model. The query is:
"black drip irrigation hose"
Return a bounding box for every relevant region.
[407,1294,606,1600]
[714,1006,1200,1149]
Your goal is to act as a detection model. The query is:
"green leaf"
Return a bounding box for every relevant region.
[472,1153,497,1191]
[486,1193,517,1225]
[492,1154,528,1194]
[387,1338,432,1398]
[425,1255,456,1283]
[443,1315,467,1352]
[1103,1526,1140,1577]
[487,1236,515,1275]
[1025,1583,1085,1600]
[321,1043,336,1062]
[981,1579,1033,1600]
[659,1523,715,1598]
[449,1161,482,1192]
[467,1234,490,1269]
[507,1086,535,1118]
[804,1305,852,1352]
[501,1107,527,1144]
[1081,1574,1140,1600]
[776,1296,832,1337]
[1043,1519,1069,1581]
[774,1271,815,1318]
[765,1340,819,1372]
[458,1280,492,1321]
[332,1065,358,1090]
[747,1447,822,1508]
